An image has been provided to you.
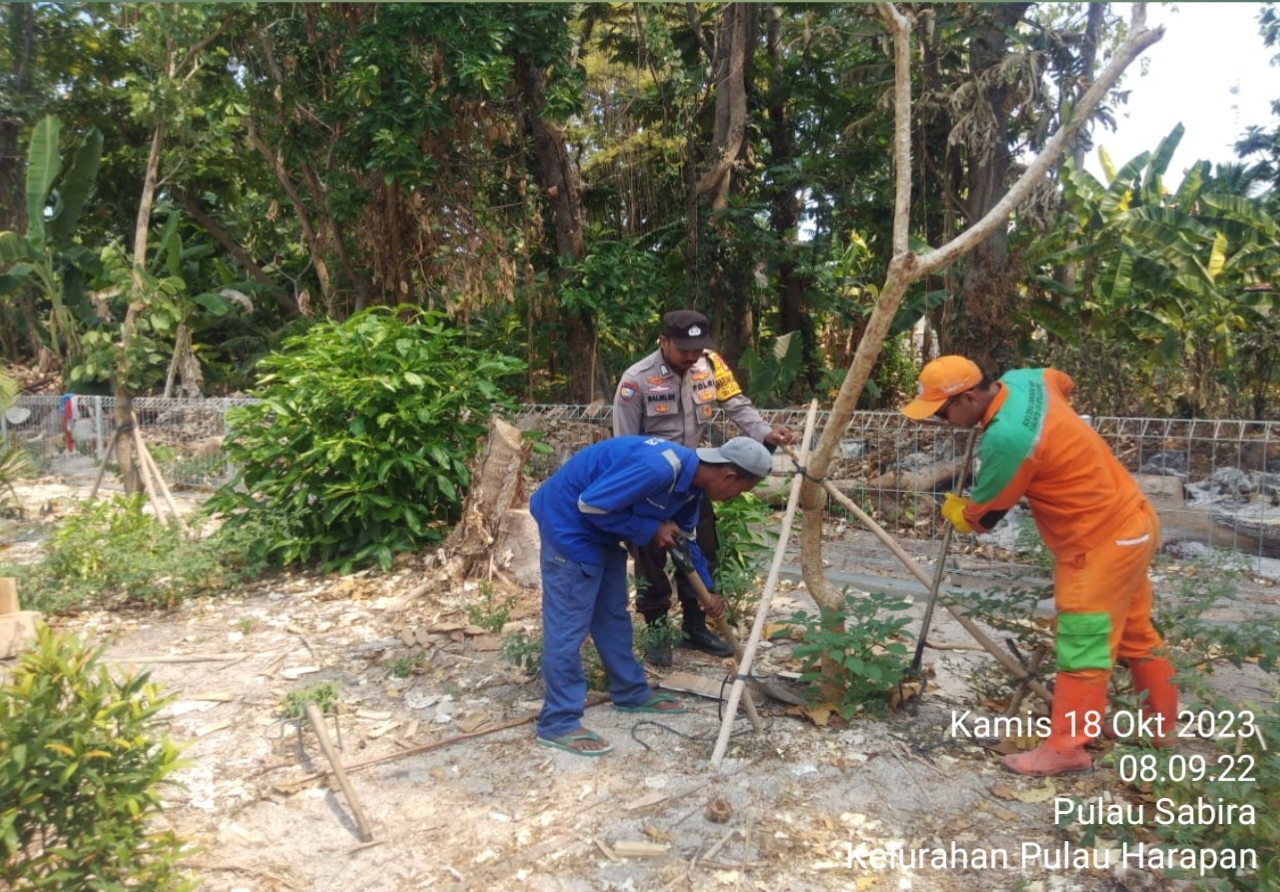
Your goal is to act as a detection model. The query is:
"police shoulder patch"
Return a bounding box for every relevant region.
[619,381,639,401]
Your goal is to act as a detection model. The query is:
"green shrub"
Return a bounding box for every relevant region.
[711,492,775,627]
[4,495,234,614]
[0,626,191,891]
[205,306,524,572]
[788,589,915,718]
[1138,696,1280,891]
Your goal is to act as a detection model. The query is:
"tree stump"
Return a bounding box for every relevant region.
[437,417,532,585]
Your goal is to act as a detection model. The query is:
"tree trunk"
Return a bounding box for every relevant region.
[695,3,757,210]
[692,3,760,371]
[941,3,1031,373]
[0,2,34,234]
[765,6,810,392]
[1054,2,1106,300]
[798,3,1162,616]
[438,417,531,585]
[513,50,609,403]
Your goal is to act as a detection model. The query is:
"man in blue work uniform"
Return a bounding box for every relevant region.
[614,310,795,664]
[529,435,773,756]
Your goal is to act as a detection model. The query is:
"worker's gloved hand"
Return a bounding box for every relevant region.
[941,492,972,534]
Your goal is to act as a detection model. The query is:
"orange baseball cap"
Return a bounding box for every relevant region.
[900,356,983,420]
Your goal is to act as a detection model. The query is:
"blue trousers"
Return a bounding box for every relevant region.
[536,536,652,740]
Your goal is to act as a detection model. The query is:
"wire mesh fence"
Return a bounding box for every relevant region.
[5,397,1277,605]
[3,395,251,491]
[509,404,1280,610]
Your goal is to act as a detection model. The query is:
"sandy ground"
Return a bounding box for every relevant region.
[2,480,1274,892]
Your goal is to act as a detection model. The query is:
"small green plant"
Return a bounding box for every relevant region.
[711,492,775,626]
[498,630,605,689]
[280,680,341,719]
[0,626,191,890]
[386,654,424,679]
[465,581,517,633]
[1138,694,1280,890]
[500,628,543,676]
[581,640,608,691]
[634,615,684,659]
[233,617,256,635]
[788,589,915,718]
[2,494,238,614]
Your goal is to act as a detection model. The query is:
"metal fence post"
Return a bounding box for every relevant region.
[94,395,104,460]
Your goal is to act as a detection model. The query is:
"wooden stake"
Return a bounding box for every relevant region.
[87,434,118,501]
[278,694,613,790]
[131,412,183,525]
[710,399,819,767]
[0,578,18,616]
[305,703,373,843]
[129,424,168,520]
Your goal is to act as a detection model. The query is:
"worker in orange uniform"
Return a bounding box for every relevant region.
[901,356,1179,776]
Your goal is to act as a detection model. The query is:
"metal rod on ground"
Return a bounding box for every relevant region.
[787,450,1054,706]
[304,703,374,842]
[910,427,979,675]
[710,399,819,767]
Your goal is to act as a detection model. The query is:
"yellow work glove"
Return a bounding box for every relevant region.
[941,492,973,535]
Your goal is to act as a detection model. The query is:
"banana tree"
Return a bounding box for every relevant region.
[1033,126,1280,415]
[0,115,103,365]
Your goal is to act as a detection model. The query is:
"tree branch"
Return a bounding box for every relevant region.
[914,5,1161,278]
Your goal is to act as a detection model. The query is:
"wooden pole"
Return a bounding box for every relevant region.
[795,464,1053,706]
[129,424,167,520]
[132,412,183,524]
[710,399,819,767]
[87,434,118,501]
[305,703,374,842]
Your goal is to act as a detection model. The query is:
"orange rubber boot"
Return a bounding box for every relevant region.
[1002,673,1107,776]
[1105,657,1178,747]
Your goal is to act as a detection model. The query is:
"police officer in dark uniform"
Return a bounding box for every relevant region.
[613,310,795,665]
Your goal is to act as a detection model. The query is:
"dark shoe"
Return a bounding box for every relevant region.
[644,640,673,667]
[680,628,733,657]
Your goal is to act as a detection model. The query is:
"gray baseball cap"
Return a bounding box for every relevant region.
[696,437,772,479]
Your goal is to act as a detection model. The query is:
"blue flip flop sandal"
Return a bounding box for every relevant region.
[536,729,614,756]
[613,692,688,714]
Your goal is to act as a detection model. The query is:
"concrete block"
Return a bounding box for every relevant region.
[1134,474,1185,508]
[0,611,42,659]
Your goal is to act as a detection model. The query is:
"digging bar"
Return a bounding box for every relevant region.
[668,539,798,712]
[779,444,1053,706]
[910,426,980,675]
[666,541,763,730]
